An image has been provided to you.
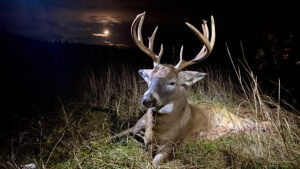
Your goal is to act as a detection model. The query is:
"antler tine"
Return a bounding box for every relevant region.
[202,20,209,39]
[199,20,209,56]
[148,26,158,50]
[137,13,144,42]
[131,12,164,66]
[175,16,216,71]
[156,44,164,66]
[176,45,184,68]
[148,26,164,66]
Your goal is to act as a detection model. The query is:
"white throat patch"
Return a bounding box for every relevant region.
[158,103,174,114]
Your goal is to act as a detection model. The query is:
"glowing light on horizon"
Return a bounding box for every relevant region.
[92,29,110,37]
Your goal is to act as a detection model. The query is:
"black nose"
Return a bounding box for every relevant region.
[141,95,156,108]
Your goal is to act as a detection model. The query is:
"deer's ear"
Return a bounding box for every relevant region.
[178,71,207,86]
[138,69,153,83]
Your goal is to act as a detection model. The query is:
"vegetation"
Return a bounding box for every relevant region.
[1,46,299,169]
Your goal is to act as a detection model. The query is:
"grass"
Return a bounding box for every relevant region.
[1,47,300,168]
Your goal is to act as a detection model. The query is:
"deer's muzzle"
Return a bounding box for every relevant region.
[141,92,157,108]
[141,78,165,108]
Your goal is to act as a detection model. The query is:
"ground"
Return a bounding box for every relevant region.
[1,63,299,169]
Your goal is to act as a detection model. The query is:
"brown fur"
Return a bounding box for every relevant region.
[151,64,178,78]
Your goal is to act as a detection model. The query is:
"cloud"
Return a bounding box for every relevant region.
[86,15,122,24]
[92,33,108,37]
[80,9,137,24]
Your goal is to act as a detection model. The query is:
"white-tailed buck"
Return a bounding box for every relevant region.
[110,12,269,165]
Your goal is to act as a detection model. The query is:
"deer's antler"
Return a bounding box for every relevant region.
[175,16,216,71]
[131,12,164,66]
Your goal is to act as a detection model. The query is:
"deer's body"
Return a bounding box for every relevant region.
[150,104,215,144]
[109,12,267,165]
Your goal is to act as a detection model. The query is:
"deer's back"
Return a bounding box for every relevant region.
[190,104,219,133]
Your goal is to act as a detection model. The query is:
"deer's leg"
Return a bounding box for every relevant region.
[107,113,147,142]
[144,109,154,152]
[152,143,174,166]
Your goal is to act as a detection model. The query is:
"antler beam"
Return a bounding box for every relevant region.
[131,12,164,66]
[175,16,216,71]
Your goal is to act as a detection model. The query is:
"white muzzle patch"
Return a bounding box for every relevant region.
[152,91,162,104]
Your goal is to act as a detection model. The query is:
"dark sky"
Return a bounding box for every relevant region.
[0,0,298,48]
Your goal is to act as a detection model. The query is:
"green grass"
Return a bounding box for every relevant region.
[3,108,297,169]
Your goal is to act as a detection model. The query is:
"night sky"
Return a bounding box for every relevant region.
[0,0,298,48]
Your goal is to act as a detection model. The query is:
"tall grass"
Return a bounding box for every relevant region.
[223,42,300,168]
[1,46,300,168]
[85,65,147,127]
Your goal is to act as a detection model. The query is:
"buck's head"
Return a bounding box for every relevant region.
[131,12,215,111]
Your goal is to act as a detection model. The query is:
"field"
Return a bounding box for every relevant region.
[1,47,300,169]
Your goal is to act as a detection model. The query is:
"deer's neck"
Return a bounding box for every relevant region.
[152,89,188,115]
[152,88,189,127]
[151,90,194,143]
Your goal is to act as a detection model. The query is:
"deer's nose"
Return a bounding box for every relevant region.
[141,94,156,108]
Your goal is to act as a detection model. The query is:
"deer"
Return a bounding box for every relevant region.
[109,12,270,165]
